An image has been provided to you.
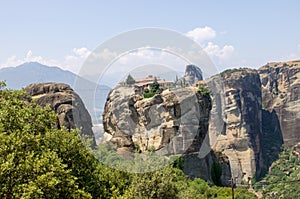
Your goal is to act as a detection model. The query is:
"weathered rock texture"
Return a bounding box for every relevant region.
[103,86,210,153]
[258,61,300,148]
[25,82,96,146]
[103,86,231,184]
[102,60,300,184]
[184,64,203,85]
[203,69,263,184]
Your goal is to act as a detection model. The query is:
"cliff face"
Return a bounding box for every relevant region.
[204,69,263,184]
[25,82,96,146]
[258,61,300,148]
[103,86,211,153]
[101,61,300,184]
[103,86,231,183]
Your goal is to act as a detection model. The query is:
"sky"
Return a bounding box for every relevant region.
[1,0,300,77]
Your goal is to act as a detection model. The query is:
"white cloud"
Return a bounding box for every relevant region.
[73,47,91,58]
[186,26,216,44]
[0,50,57,69]
[204,42,234,60]
[91,48,118,61]
[62,47,92,72]
[185,27,235,66]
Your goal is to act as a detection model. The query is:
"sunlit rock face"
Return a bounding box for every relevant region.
[25,82,96,146]
[103,86,231,184]
[204,69,263,184]
[103,86,211,154]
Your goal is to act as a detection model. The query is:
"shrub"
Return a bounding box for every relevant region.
[143,92,156,98]
[198,84,211,96]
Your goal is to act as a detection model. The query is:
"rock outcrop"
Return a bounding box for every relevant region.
[25,82,96,146]
[258,61,300,148]
[103,86,211,153]
[103,86,231,184]
[202,69,263,184]
[184,64,203,85]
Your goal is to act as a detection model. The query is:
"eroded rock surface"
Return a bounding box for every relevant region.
[103,86,231,183]
[25,82,96,146]
[258,61,300,148]
[203,69,263,184]
[103,87,210,153]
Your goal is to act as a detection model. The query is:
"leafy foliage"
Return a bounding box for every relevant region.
[143,92,156,98]
[0,84,258,198]
[254,147,300,199]
[198,84,211,96]
[0,88,93,198]
[121,166,186,199]
[143,78,161,98]
[0,80,6,90]
[150,77,160,93]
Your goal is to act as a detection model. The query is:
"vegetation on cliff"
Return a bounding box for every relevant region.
[254,147,300,198]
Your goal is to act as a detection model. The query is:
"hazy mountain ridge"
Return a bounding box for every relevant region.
[0,62,111,124]
[0,62,76,89]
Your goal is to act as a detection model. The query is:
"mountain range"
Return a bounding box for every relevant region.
[0,62,111,124]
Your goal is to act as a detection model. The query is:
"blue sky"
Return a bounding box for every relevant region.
[1,0,300,74]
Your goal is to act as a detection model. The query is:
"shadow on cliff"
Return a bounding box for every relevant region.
[259,109,283,180]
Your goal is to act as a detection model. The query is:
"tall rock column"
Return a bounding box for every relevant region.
[258,61,300,148]
[205,69,263,184]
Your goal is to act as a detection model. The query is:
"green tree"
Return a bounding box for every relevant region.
[211,162,223,186]
[198,84,211,96]
[0,88,96,198]
[126,74,135,85]
[150,77,160,93]
[0,80,6,90]
[121,166,186,199]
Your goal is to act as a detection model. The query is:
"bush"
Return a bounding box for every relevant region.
[211,162,223,186]
[143,92,156,98]
[198,84,211,96]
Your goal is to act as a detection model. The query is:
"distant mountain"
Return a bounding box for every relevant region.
[0,62,111,124]
[0,62,77,89]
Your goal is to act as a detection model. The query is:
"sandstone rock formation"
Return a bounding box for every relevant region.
[184,64,203,85]
[25,82,96,146]
[202,69,263,184]
[103,86,211,153]
[103,86,231,184]
[101,60,300,185]
[258,61,300,148]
